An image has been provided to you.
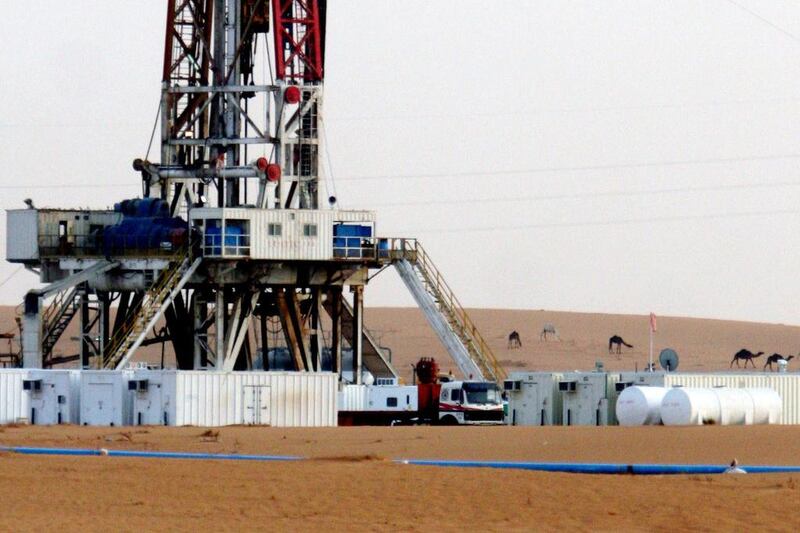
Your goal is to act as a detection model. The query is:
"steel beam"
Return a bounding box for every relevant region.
[352,285,363,384]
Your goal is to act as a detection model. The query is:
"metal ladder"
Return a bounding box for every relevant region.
[102,252,201,370]
[41,287,82,362]
[394,241,506,383]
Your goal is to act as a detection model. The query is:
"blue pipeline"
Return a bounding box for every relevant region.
[4,446,800,474]
[396,459,800,475]
[1,446,300,462]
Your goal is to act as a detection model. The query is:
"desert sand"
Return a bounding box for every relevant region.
[1,306,799,531]
[366,308,800,380]
[1,425,800,531]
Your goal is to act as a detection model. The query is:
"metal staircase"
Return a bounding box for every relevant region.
[102,253,202,370]
[393,241,506,383]
[41,287,81,362]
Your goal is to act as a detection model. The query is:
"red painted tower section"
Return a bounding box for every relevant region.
[271,0,325,82]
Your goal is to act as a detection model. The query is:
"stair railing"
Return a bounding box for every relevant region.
[405,240,506,382]
[101,247,191,369]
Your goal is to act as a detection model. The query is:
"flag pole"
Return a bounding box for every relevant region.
[648,312,657,372]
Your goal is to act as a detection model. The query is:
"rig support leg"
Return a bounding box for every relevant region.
[215,288,225,369]
[352,285,363,384]
[330,287,342,378]
[22,293,42,368]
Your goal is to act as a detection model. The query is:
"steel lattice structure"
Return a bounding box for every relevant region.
[7,0,505,386]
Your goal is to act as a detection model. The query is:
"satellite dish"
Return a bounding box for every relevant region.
[659,348,679,372]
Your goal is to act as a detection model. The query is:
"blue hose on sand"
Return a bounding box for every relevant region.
[4,446,800,474]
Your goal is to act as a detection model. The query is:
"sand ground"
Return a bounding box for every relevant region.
[1,425,799,532]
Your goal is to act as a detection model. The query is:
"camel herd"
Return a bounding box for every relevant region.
[730,349,795,371]
[506,326,795,372]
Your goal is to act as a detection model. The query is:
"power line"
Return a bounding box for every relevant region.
[722,0,800,44]
[0,267,24,290]
[336,154,800,182]
[355,180,800,209]
[402,208,798,234]
[0,183,135,191]
[324,95,800,123]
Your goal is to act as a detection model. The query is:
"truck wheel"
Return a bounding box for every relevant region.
[440,415,458,426]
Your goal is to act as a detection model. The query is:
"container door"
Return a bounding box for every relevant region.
[42,380,56,425]
[243,386,270,425]
[136,383,162,425]
[89,383,114,426]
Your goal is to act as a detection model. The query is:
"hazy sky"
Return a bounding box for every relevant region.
[1,1,799,324]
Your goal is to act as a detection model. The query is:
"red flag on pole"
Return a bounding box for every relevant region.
[650,312,657,333]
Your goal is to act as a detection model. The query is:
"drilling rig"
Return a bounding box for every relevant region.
[6,0,505,385]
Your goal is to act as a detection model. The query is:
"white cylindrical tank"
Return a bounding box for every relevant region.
[713,388,749,425]
[661,387,782,426]
[743,388,782,424]
[616,386,667,426]
[661,388,721,426]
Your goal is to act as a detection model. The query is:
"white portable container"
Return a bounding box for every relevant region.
[129,370,170,426]
[339,384,368,411]
[130,370,337,427]
[189,207,375,261]
[0,369,29,424]
[6,208,120,263]
[338,384,418,412]
[366,385,417,412]
[615,386,668,426]
[660,387,781,426]
[79,371,131,426]
[560,372,617,426]
[504,372,563,426]
[24,370,80,425]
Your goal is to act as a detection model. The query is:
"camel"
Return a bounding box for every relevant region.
[540,323,560,341]
[730,349,764,369]
[608,335,633,354]
[507,331,522,349]
[764,353,794,371]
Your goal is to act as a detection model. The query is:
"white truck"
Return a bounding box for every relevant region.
[437,380,504,425]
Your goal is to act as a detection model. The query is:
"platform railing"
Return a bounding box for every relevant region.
[37,234,186,258]
[101,246,193,369]
[202,233,251,257]
[410,241,506,382]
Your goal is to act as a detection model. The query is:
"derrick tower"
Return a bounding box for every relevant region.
[6,1,505,385]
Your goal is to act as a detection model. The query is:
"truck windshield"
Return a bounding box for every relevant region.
[463,383,502,405]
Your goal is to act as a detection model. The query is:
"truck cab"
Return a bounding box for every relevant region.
[438,381,504,425]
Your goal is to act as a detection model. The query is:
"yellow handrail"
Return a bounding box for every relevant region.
[102,247,190,368]
[409,240,506,381]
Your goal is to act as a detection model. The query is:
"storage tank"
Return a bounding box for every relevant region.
[615,386,667,426]
[743,388,782,424]
[661,387,781,426]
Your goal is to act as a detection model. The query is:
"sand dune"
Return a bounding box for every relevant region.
[1,305,798,381]
[366,308,800,381]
